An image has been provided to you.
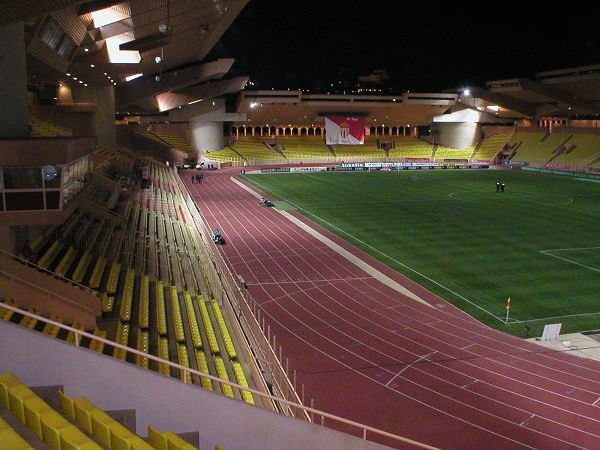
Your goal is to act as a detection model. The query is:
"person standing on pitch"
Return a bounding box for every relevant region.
[496,181,501,192]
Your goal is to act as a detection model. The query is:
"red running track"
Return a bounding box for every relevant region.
[183,169,600,449]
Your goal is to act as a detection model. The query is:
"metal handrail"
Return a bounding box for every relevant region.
[0,302,436,449]
[0,249,96,297]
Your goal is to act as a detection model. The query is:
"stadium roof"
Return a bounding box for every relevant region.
[237,90,458,127]
[11,0,249,110]
[454,64,600,119]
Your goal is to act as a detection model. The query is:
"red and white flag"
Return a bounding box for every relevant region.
[325,116,365,145]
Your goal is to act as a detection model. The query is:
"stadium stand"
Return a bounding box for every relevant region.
[388,136,434,159]
[550,132,600,165]
[333,136,385,159]
[29,116,73,138]
[434,145,475,161]
[277,136,333,159]
[0,154,257,406]
[508,130,554,163]
[204,147,245,163]
[229,137,283,161]
[472,133,511,161]
[0,372,202,449]
[139,131,193,154]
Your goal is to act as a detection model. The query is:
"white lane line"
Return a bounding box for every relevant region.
[593,397,600,407]
[386,351,437,387]
[520,414,536,427]
[539,250,600,273]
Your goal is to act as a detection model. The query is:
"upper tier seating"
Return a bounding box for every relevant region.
[140,131,193,153]
[30,117,73,138]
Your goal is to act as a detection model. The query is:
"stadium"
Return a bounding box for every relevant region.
[0,1,599,449]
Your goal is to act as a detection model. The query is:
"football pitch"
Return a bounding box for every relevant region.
[241,169,600,337]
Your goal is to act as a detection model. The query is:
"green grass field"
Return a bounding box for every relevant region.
[242,170,600,337]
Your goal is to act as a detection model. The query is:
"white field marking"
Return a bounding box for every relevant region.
[593,397,600,406]
[386,351,437,387]
[235,176,508,321]
[463,379,479,389]
[520,414,536,427]
[511,311,600,324]
[448,190,574,206]
[541,246,600,252]
[539,250,600,274]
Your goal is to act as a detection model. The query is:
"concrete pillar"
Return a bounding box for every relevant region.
[190,121,223,154]
[72,86,116,150]
[0,22,29,138]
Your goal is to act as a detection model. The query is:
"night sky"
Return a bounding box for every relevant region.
[208,1,600,92]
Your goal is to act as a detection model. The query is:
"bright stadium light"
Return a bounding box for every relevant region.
[125,73,143,82]
[462,88,471,96]
[250,102,258,108]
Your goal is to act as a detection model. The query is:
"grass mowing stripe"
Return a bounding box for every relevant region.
[242,175,506,323]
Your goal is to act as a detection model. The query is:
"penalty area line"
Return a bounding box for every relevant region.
[239,176,506,323]
[510,311,600,324]
[539,250,600,274]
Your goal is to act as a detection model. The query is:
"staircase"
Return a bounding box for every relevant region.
[272,141,287,158]
[469,140,483,162]
[326,144,336,157]
[227,146,246,160]
[0,251,101,328]
[431,144,439,161]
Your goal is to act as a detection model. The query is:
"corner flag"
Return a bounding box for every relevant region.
[505,297,511,324]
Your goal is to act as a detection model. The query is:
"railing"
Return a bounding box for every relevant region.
[0,249,96,297]
[0,302,437,449]
[170,170,306,416]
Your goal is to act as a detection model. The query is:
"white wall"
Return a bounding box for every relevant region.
[432,122,481,149]
[190,121,223,154]
[0,321,390,450]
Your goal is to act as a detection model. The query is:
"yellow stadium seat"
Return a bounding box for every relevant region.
[60,426,102,450]
[8,383,36,423]
[24,396,53,438]
[147,425,168,450]
[74,397,96,434]
[166,432,197,450]
[0,372,21,409]
[40,412,72,450]
[0,418,33,449]
[90,410,115,448]
[58,390,76,421]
